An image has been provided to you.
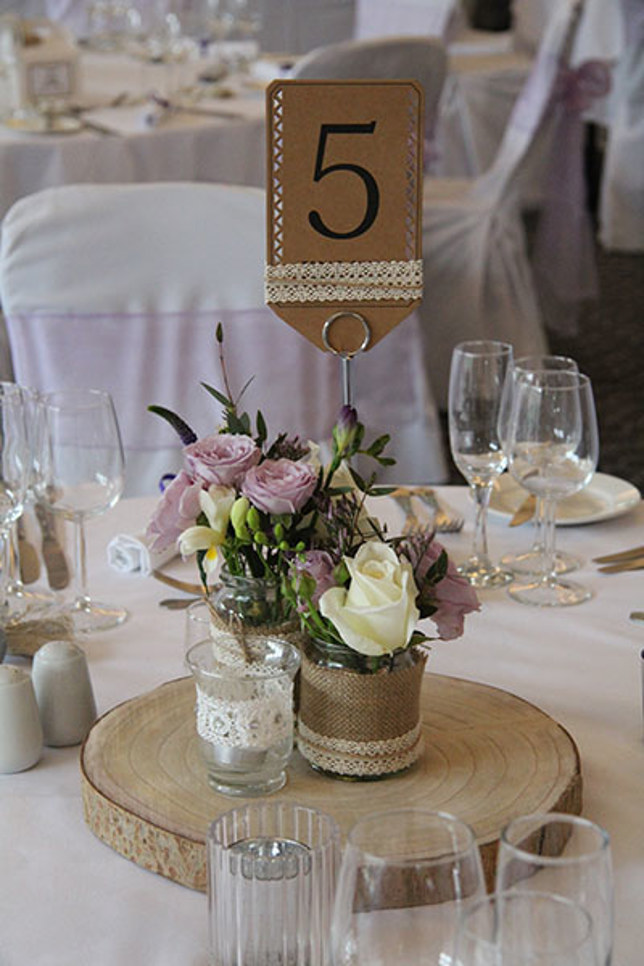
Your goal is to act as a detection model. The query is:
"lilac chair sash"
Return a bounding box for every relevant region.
[532,59,612,330]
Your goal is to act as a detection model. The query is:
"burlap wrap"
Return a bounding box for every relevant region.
[297,646,427,778]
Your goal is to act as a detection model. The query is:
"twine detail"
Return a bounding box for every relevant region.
[264,259,423,304]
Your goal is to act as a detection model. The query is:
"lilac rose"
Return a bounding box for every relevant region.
[146,470,203,552]
[417,541,480,640]
[183,433,260,487]
[294,550,337,607]
[242,458,317,515]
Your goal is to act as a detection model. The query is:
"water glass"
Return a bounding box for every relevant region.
[208,801,340,966]
[496,812,613,965]
[332,808,486,964]
[186,635,300,796]
[453,890,597,965]
[505,370,599,606]
[498,354,583,577]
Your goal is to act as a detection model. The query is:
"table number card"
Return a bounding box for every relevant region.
[265,80,424,357]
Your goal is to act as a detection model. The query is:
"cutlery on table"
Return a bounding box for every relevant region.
[593,545,644,564]
[390,486,464,534]
[596,557,644,575]
[17,517,40,585]
[151,569,203,596]
[159,597,201,610]
[509,494,537,527]
[34,504,70,591]
[148,94,245,123]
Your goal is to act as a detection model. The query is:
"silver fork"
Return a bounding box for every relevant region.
[391,488,464,534]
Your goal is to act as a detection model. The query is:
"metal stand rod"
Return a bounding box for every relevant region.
[321,311,372,413]
[341,356,352,408]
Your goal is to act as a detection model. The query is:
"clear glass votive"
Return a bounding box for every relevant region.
[208,801,340,966]
[186,636,300,797]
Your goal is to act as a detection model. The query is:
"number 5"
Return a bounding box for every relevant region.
[308,122,380,240]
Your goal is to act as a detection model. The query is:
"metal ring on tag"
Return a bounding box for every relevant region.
[322,312,371,358]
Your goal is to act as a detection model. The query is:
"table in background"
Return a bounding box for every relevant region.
[0,48,268,224]
[0,486,643,965]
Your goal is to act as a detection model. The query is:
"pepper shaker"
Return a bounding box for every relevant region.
[32,640,97,747]
[0,666,43,773]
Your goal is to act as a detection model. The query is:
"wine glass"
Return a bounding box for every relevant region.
[0,383,30,628]
[453,890,598,965]
[496,813,613,966]
[448,340,514,588]
[505,369,599,606]
[331,808,486,965]
[5,388,56,618]
[498,355,583,577]
[33,389,128,634]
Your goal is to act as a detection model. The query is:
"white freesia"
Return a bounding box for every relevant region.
[178,485,235,574]
[319,542,420,656]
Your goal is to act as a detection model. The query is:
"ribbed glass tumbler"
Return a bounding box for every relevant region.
[207,801,340,966]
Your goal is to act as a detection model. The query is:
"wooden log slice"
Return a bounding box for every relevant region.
[80,674,581,892]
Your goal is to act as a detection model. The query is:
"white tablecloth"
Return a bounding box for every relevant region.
[1,486,643,965]
[0,49,268,222]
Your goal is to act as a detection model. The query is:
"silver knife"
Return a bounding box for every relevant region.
[33,504,70,591]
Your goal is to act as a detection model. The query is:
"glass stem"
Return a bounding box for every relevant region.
[471,483,492,562]
[530,496,546,554]
[73,516,91,609]
[7,522,22,595]
[0,528,9,619]
[540,498,558,586]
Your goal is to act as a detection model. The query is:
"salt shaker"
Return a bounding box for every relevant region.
[0,666,44,773]
[32,640,97,747]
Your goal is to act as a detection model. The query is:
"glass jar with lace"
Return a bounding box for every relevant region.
[186,634,300,797]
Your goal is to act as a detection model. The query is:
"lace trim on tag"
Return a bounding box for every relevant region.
[195,682,292,749]
[297,720,423,776]
[264,259,423,304]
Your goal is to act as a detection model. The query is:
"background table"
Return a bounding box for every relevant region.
[0,48,268,222]
[1,485,643,965]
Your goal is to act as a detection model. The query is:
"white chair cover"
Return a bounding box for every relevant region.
[419,0,584,409]
[353,0,464,41]
[291,35,448,137]
[599,0,644,252]
[0,182,447,494]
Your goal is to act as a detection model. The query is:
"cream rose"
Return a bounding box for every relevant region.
[319,542,420,656]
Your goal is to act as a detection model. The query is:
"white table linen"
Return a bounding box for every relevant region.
[1,485,643,964]
[0,49,267,223]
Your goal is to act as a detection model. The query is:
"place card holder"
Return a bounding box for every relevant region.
[265,80,424,404]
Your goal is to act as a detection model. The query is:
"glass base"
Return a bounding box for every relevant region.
[67,599,129,634]
[206,770,287,797]
[501,548,583,577]
[508,577,593,607]
[457,558,513,589]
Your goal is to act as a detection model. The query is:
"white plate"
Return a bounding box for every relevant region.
[489,472,641,526]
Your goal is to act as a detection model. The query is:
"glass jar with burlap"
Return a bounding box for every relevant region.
[297,639,427,780]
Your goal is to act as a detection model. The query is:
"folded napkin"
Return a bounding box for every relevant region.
[107,533,176,576]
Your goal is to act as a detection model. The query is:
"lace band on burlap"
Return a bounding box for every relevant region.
[264,259,423,304]
[297,719,423,777]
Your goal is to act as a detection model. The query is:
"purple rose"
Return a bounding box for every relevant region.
[242,458,317,515]
[294,550,337,607]
[145,470,203,552]
[417,541,480,641]
[183,433,260,487]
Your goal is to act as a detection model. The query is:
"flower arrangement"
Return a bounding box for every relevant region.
[146,326,478,665]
